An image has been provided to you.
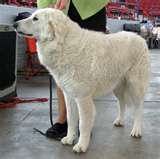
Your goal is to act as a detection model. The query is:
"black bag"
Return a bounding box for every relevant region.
[0,25,17,101]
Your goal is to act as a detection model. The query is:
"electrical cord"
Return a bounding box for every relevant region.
[33,75,54,136]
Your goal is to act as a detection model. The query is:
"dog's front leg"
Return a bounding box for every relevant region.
[73,96,96,153]
[61,92,79,145]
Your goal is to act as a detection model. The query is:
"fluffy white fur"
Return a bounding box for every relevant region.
[15,8,150,153]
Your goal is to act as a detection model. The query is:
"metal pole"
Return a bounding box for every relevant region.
[136,0,140,19]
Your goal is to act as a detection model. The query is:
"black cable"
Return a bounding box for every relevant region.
[33,128,46,136]
[49,75,54,127]
[33,75,54,136]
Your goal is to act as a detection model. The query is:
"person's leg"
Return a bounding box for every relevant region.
[46,86,67,140]
[56,86,67,123]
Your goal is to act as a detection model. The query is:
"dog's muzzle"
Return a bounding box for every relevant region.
[13,22,33,37]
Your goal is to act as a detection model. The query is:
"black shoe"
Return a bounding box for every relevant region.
[46,122,67,140]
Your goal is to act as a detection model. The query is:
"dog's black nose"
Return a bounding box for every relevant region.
[13,23,18,29]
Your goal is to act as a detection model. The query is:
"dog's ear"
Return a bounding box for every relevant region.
[39,21,55,42]
[49,10,68,43]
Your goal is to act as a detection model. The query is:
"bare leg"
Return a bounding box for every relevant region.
[56,86,67,123]
[46,86,67,139]
[73,96,96,153]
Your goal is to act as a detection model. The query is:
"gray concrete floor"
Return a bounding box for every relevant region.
[0,49,160,159]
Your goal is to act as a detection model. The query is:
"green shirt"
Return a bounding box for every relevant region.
[37,0,110,20]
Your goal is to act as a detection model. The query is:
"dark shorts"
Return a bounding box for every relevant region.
[68,1,106,32]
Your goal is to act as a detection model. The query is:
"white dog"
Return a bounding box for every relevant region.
[14,8,150,153]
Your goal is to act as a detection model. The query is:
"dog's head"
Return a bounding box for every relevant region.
[14,8,68,42]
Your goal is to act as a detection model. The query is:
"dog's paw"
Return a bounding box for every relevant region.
[113,118,124,127]
[130,126,142,138]
[61,136,74,145]
[73,143,88,153]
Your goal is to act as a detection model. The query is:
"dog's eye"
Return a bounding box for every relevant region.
[33,17,38,21]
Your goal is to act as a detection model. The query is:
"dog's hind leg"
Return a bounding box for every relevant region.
[113,81,126,127]
[130,100,143,138]
[127,81,144,138]
[73,96,96,153]
[128,79,146,138]
[126,64,149,138]
[61,93,79,145]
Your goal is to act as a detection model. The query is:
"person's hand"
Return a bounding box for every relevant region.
[49,0,69,10]
[55,0,69,10]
